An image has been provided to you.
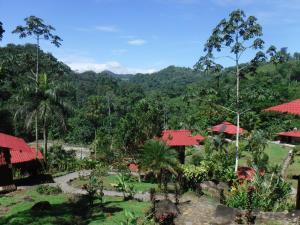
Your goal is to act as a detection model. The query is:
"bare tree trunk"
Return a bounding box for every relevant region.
[35,36,40,158]
[234,47,240,173]
[43,124,48,162]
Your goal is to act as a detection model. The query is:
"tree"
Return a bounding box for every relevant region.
[141,140,178,193]
[0,21,4,42]
[116,96,164,154]
[195,9,265,172]
[12,16,62,153]
[15,73,70,161]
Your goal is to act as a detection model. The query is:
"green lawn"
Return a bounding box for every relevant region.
[239,143,290,167]
[70,174,174,193]
[0,188,150,225]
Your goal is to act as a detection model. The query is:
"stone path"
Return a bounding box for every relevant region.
[50,170,172,201]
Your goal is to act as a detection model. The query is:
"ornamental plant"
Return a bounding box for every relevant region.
[225,171,291,211]
[113,172,136,200]
[181,162,209,189]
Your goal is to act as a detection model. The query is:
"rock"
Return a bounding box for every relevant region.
[217,182,229,191]
[199,181,220,199]
[31,201,52,211]
[212,205,239,224]
[155,199,180,222]
[200,181,217,190]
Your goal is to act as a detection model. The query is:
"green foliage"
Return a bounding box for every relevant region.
[83,164,107,206]
[14,73,71,160]
[36,185,62,195]
[91,128,115,162]
[13,16,62,47]
[245,130,269,169]
[226,172,291,211]
[202,138,238,183]
[180,163,209,188]
[116,96,164,152]
[113,172,136,200]
[0,21,4,41]
[47,144,79,174]
[141,140,178,176]
[120,210,139,225]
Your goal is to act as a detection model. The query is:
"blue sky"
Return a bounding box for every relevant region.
[1,0,300,74]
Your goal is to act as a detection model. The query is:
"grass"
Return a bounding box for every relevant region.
[239,143,290,167]
[0,188,150,225]
[70,174,174,193]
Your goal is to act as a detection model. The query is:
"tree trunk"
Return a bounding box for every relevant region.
[234,46,240,173]
[43,124,48,162]
[35,36,40,157]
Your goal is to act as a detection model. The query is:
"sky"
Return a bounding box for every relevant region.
[1,0,300,74]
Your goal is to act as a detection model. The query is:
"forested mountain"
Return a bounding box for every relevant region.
[129,66,203,96]
[1,43,300,150]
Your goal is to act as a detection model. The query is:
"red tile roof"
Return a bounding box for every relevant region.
[0,133,43,164]
[208,121,245,135]
[194,135,205,142]
[128,163,139,172]
[161,130,204,146]
[278,131,300,138]
[264,99,300,116]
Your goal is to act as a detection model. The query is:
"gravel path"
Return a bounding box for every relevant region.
[52,170,170,201]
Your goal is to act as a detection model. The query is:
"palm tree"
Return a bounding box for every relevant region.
[15,73,70,161]
[141,140,178,195]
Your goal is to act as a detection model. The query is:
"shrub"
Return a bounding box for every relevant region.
[36,185,62,195]
[180,162,209,189]
[225,172,291,211]
[120,210,138,225]
[83,164,107,206]
[113,172,136,200]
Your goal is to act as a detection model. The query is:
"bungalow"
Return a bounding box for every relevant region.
[278,131,300,145]
[208,121,246,139]
[161,130,205,164]
[0,133,43,192]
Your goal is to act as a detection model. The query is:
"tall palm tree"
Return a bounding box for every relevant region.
[141,140,178,191]
[15,73,70,161]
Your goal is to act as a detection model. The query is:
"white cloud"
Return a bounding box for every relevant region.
[128,39,147,46]
[60,54,156,74]
[95,25,118,32]
[68,61,157,74]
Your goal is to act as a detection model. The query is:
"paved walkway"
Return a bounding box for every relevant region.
[51,170,170,201]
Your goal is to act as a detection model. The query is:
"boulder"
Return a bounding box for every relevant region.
[199,181,219,199]
[217,182,229,191]
[155,199,180,223]
[212,205,239,224]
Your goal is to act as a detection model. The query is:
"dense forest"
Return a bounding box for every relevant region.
[1,43,300,150]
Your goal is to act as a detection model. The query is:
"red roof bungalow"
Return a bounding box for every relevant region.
[264,99,300,116]
[0,133,43,191]
[278,131,300,145]
[208,121,246,137]
[161,130,205,164]
[0,133,43,164]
